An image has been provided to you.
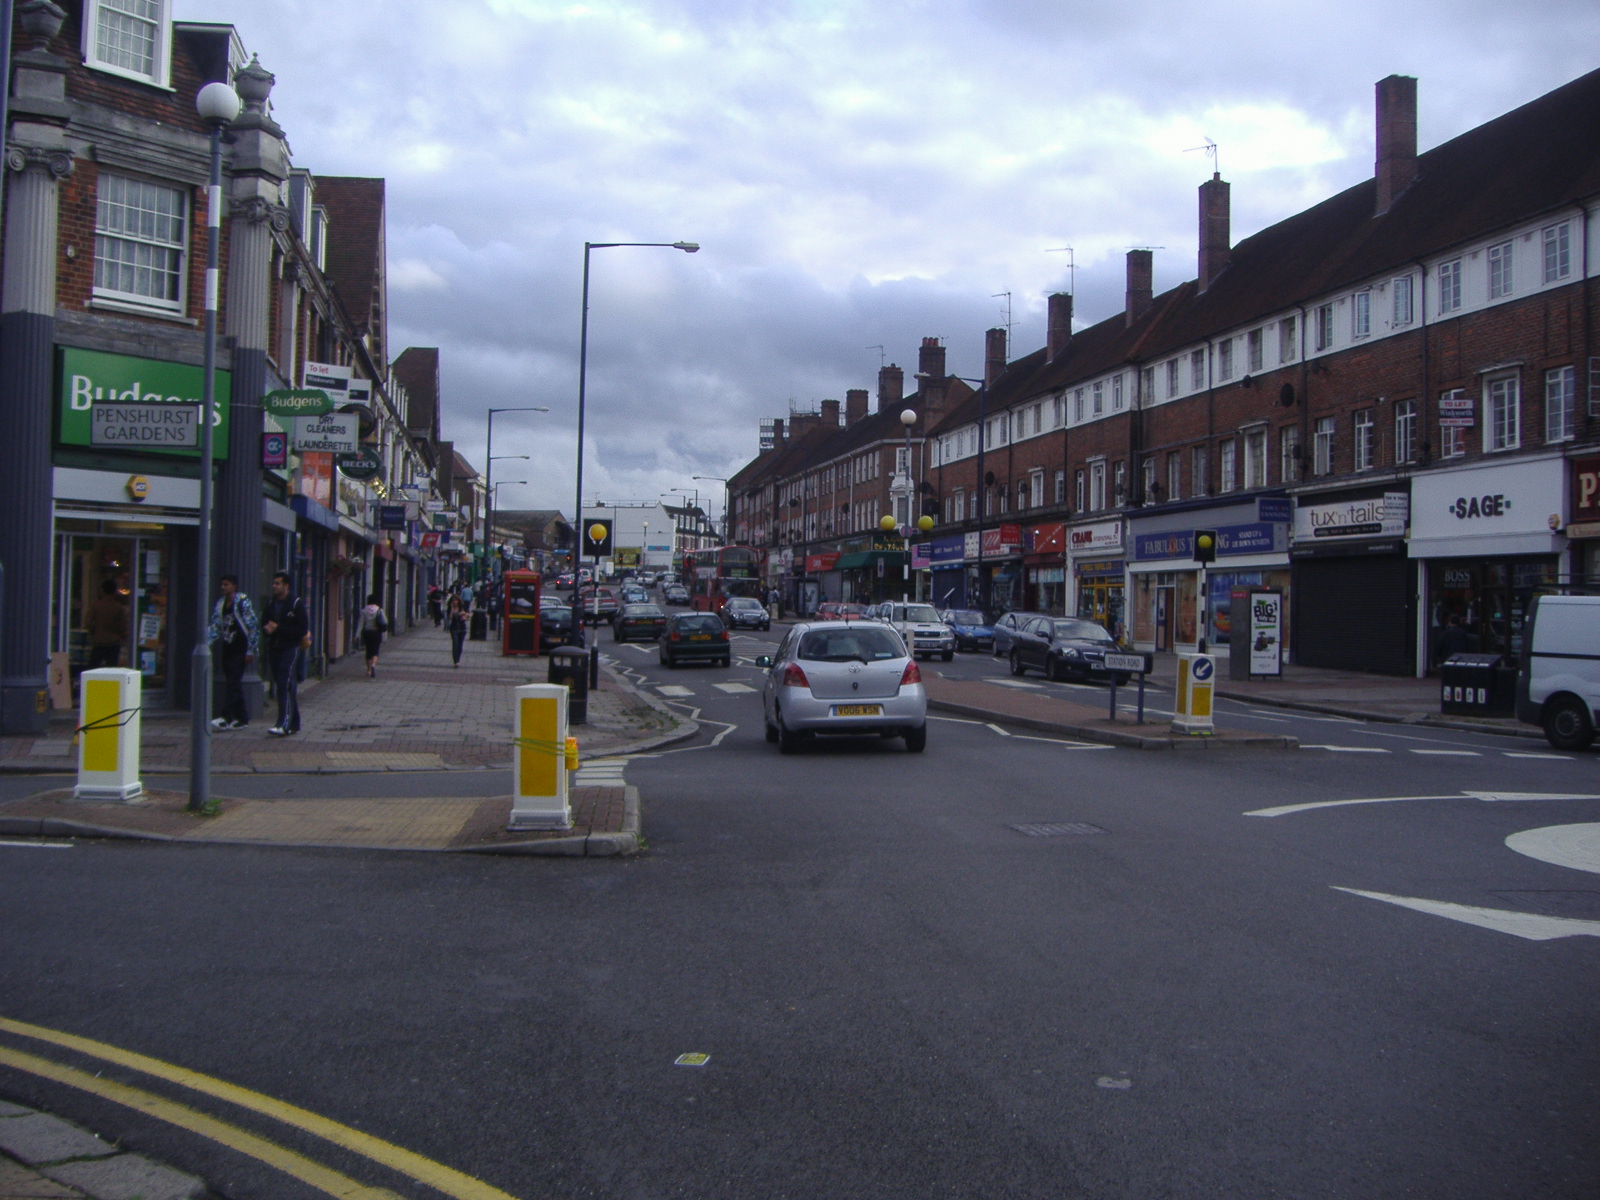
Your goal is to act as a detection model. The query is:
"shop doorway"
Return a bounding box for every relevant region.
[55,531,173,706]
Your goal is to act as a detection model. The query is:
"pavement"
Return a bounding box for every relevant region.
[0,1100,207,1200]
[0,621,698,857]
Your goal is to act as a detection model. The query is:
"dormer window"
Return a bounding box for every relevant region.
[84,0,172,88]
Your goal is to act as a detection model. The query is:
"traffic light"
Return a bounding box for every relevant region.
[582,519,613,557]
[1194,529,1217,564]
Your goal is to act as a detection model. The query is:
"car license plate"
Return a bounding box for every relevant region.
[690,634,711,641]
[834,704,882,717]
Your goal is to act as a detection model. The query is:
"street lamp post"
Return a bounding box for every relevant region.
[691,475,727,544]
[188,80,241,815]
[952,377,990,616]
[485,406,546,578]
[574,241,699,673]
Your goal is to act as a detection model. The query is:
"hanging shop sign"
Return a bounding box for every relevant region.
[89,402,201,449]
[264,388,333,418]
[379,505,407,530]
[910,543,932,570]
[344,378,372,408]
[336,444,383,481]
[58,347,229,459]
[303,361,353,401]
[293,414,358,453]
[261,431,288,469]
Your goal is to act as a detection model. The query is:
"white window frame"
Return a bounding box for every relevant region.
[82,0,173,88]
[1279,316,1297,364]
[1053,470,1065,504]
[93,171,188,313]
[1279,425,1299,484]
[1351,291,1371,339]
[1394,399,1416,464]
[1314,304,1334,352]
[1218,439,1236,493]
[1354,408,1375,471]
[1247,328,1263,374]
[1166,360,1179,398]
[1545,365,1575,443]
[1142,456,1157,505]
[1073,388,1085,423]
[1113,461,1126,507]
[1190,350,1206,390]
[1092,381,1104,415]
[1217,339,1233,382]
[1074,469,1086,512]
[1543,223,1572,283]
[1112,375,1124,411]
[1313,417,1334,476]
[1167,451,1181,502]
[1029,469,1044,508]
[1438,259,1462,314]
[1089,461,1106,511]
[1243,429,1267,490]
[1393,275,1414,327]
[1191,445,1208,494]
[1484,373,1520,453]
[1031,404,1042,434]
[1488,241,1514,300]
[1440,388,1468,458]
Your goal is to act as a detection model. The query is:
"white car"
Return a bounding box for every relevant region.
[880,602,955,662]
[1516,594,1600,750]
[757,621,927,754]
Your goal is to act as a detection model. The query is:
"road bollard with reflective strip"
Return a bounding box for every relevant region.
[509,683,572,830]
[1171,653,1215,736]
[75,668,143,801]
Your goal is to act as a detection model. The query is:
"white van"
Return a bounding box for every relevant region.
[1515,594,1600,750]
[882,602,955,662]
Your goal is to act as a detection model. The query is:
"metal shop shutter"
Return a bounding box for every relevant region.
[1291,555,1414,676]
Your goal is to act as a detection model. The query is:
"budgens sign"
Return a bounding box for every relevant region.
[58,347,230,460]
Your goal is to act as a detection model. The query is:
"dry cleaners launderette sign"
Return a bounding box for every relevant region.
[292,414,358,453]
[59,347,229,459]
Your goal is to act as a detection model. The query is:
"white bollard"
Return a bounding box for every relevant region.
[75,668,143,801]
[1171,653,1216,736]
[509,682,572,830]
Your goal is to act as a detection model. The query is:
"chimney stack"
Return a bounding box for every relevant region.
[821,398,840,427]
[1047,293,1073,360]
[1374,74,1418,216]
[1125,249,1153,327]
[845,388,869,426]
[772,417,784,444]
[984,327,1007,386]
[917,337,946,383]
[877,362,904,411]
[1198,173,1231,293]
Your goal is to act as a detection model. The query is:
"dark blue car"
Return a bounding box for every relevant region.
[942,608,995,653]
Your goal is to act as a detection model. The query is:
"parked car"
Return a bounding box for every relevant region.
[576,585,621,624]
[991,610,1048,658]
[942,608,995,653]
[1516,594,1600,750]
[756,621,927,753]
[721,596,772,631]
[613,602,668,643]
[659,612,731,667]
[816,602,869,621]
[663,584,690,606]
[538,605,576,653]
[879,602,955,661]
[1010,617,1129,683]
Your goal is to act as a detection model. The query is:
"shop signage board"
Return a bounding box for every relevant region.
[963,531,981,560]
[89,402,201,449]
[263,388,333,418]
[293,414,358,453]
[930,535,966,564]
[979,524,1022,556]
[1134,530,1195,561]
[1569,456,1600,537]
[806,552,840,572]
[261,431,288,469]
[1256,497,1293,524]
[1075,558,1125,579]
[336,444,383,480]
[1070,520,1122,552]
[910,543,933,570]
[379,505,407,530]
[59,347,230,459]
[344,379,372,408]
[1248,591,1283,676]
[1292,495,1407,542]
[1216,522,1287,556]
[1028,523,1066,553]
[303,361,353,400]
[1410,458,1565,546]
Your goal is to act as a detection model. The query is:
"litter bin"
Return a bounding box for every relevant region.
[469,610,488,641]
[1440,653,1504,715]
[548,646,589,725]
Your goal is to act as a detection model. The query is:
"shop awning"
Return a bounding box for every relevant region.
[835,549,906,570]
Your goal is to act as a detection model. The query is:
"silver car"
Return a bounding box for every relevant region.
[756,621,928,754]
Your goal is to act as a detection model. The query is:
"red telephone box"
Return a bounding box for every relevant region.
[502,570,542,655]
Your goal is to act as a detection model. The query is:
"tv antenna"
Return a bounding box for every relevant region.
[866,344,885,369]
[1184,137,1220,176]
[1045,246,1075,296]
[991,291,1013,345]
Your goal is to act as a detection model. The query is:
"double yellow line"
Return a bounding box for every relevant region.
[0,1016,520,1200]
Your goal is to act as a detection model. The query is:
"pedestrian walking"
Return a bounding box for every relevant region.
[427,585,443,628]
[447,591,468,667]
[359,592,388,677]
[208,574,259,730]
[84,580,128,669]
[261,571,309,736]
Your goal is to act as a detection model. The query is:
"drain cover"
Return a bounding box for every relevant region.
[1010,822,1107,837]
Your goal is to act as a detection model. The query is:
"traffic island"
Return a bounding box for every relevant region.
[922,676,1297,750]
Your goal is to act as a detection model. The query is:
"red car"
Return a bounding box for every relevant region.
[816,602,869,620]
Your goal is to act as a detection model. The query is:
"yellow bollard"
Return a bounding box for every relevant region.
[564,736,579,772]
[509,683,572,830]
[1171,653,1216,736]
[74,668,143,801]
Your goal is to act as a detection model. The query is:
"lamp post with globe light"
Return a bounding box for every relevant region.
[188,79,241,815]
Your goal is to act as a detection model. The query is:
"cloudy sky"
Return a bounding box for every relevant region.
[175,0,1597,521]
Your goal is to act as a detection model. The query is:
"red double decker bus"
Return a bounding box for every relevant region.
[686,546,764,613]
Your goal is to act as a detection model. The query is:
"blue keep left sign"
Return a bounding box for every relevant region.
[1191,656,1214,681]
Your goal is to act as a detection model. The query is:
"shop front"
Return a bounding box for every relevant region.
[1290,486,1412,675]
[1066,519,1124,626]
[1567,454,1600,588]
[805,551,841,606]
[1023,523,1067,614]
[1409,454,1569,674]
[929,534,967,608]
[836,535,906,605]
[970,524,1023,613]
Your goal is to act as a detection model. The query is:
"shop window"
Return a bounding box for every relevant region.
[1543,222,1572,283]
[1313,417,1334,476]
[1279,425,1300,483]
[1354,409,1375,470]
[1485,374,1520,452]
[1218,439,1237,493]
[1244,429,1267,489]
[1438,259,1462,313]
[1546,366,1575,442]
[83,0,171,86]
[94,173,187,311]
[1394,399,1417,463]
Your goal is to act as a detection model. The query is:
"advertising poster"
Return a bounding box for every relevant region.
[1249,591,1283,676]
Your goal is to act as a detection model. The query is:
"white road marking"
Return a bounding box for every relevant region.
[0,841,73,849]
[927,715,985,725]
[1299,745,1389,753]
[711,682,756,694]
[1410,749,1480,756]
[1246,791,1600,818]
[1505,752,1574,760]
[1333,887,1600,941]
[986,723,1013,737]
[1505,822,1600,876]
[655,685,695,697]
[1238,712,1292,723]
[989,679,1044,689]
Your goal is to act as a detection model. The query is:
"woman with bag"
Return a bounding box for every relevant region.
[359,592,388,677]
[447,591,468,667]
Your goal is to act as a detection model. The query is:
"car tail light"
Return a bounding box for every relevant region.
[719,629,730,641]
[899,660,921,687]
[670,631,681,641]
[781,663,809,689]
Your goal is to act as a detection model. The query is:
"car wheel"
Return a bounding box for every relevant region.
[720,656,731,667]
[765,718,779,743]
[778,716,801,755]
[941,651,953,662]
[1009,651,1025,677]
[1048,658,1065,682]
[904,724,927,753]
[1543,695,1595,751]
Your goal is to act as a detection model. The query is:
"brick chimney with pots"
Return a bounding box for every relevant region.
[1198,173,1231,293]
[984,327,1007,386]
[1047,293,1073,360]
[917,337,946,382]
[771,417,784,444]
[1374,74,1418,216]
[845,388,869,426]
[877,363,904,412]
[821,398,840,427]
[1125,249,1153,327]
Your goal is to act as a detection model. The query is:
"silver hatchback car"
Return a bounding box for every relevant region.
[756,621,928,754]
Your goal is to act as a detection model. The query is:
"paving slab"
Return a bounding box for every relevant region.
[0,1114,117,1166]
[0,1156,87,1197]
[42,1154,206,1200]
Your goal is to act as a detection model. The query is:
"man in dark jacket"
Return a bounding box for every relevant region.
[260,571,309,736]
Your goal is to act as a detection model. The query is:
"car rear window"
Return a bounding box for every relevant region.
[798,628,904,662]
[726,598,761,609]
[622,604,663,616]
[672,615,723,633]
[950,610,985,625]
[899,605,941,624]
[1053,620,1113,642]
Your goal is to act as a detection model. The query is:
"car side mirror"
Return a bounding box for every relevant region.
[755,655,773,668]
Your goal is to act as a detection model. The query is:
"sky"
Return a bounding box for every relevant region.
[174,0,1599,523]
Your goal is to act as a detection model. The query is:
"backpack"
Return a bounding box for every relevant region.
[361,606,387,635]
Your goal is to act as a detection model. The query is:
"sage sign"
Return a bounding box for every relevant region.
[58,347,229,459]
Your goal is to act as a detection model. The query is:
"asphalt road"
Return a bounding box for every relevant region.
[2,619,1597,1199]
